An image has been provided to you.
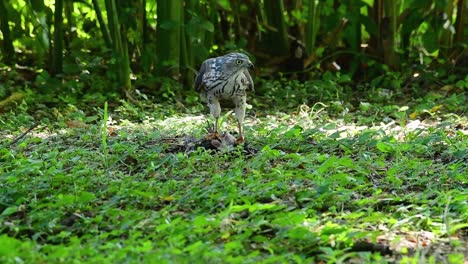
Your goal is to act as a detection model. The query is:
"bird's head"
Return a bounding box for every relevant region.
[221,53,254,74]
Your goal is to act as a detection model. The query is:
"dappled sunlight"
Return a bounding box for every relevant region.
[155,114,207,135]
[109,114,208,136]
[251,105,467,143]
[1,105,466,263]
[3,107,465,152]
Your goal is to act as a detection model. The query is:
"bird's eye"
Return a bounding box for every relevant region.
[235,59,243,65]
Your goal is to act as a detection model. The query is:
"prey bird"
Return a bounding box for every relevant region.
[195,52,254,143]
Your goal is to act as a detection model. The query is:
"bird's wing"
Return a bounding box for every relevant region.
[195,59,214,91]
[243,69,254,92]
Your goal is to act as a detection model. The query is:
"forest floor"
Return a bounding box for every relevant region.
[1,87,467,263]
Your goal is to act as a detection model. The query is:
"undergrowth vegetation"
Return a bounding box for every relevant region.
[1,0,467,262]
[1,74,466,263]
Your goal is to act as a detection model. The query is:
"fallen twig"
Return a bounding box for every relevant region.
[3,122,39,148]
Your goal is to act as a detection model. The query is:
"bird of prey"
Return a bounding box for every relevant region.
[195,52,254,143]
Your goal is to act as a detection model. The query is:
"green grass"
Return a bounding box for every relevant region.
[0,94,466,263]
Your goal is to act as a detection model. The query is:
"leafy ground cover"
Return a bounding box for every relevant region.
[1,77,467,263]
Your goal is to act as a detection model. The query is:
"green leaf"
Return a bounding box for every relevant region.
[422,28,439,53]
[359,102,371,111]
[218,0,231,10]
[450,223,468,235]
[56,194,75,206]
[376,141,394,153]
[1,206,18,216]
[78,191,96,203]
[0,235,20,257]
[284,126,303,139]
[201,20,214,32]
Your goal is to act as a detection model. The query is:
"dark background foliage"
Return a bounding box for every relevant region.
[0,0,466,109]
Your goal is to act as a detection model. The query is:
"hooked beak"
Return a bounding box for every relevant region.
[248,61,254,69]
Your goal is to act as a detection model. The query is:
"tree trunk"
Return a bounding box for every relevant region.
[305,0,320,55]
[440,0,454,57]
[92,0,112,49]
[105,0,132,95]
[52,0,64,75]
[0,0,15,65]
[156,0,182,78]
[347,0,361,75]
[454,0,466,44]
[263,0,289,56]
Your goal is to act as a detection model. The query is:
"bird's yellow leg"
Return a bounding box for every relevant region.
[236,121,244,144]
[205,97,222,140]
[213,117,221,138]
[205,117,221,140]
[234,98,246,144]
